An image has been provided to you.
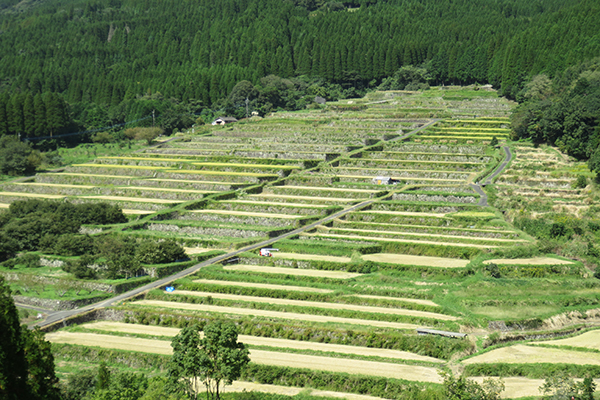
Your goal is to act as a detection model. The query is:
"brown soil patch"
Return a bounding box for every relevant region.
[168,290,458,321]
[223,264,361,279]
[193,279,333,293]
[463,344,600,365]
[363,253,468,268]
[483,257,573,266]
[80,322,441,362]
[132,300,424,330]
[275,252,351,263]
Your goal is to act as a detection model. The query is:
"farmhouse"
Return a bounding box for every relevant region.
[211,116,238,125]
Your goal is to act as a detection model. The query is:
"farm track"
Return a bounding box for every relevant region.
[131,300,425,330]
[166,290,459,320]
[46,331,442,382]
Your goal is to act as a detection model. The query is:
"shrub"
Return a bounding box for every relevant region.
[135,239,187,264]
[54,234,95,256]
[572,175,587,189]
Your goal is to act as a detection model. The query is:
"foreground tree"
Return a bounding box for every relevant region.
[441,370,504,400]
[168,322,250,400]
[0,276,60,400]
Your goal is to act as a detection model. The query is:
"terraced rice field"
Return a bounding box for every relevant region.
[483,257,574,265]
[535,329,600,350]
[362,253,469,268]
[166,290,459,320]
[131,300,424,330]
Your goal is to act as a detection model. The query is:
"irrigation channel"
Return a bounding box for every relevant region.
[34,118,511,329]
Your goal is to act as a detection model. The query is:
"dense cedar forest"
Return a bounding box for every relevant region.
[0,0,599,149]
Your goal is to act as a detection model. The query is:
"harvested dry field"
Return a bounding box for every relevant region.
[193,279,333,293]
[81,322,442,362]
[535,329,600,350]
[190,210,300,219]
[123,209,155,215]
[168,290,459,321]
[131,300,424,330]
[359,210,446,218]
[483,257,574,265]
[184,247,223,255]
[308,233,500,249]
[274,252,351,263]
[223,381,387,400]
[463,344,600,365]
[77,195,180,203]
[223,264,362,279]
[45,331,441,382]
[362,253,469,268]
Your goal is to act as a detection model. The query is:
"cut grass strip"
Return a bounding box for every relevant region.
[122,209,155,215]
[145,178,235,185]
[222,381,389,400]
[323,227,526,243]
[84,321,442,364]
[12,182,96,189]
[348,295,438,307]
[222,200,329,208]
[164,169,278,178]
[280,185,378,194]
[358,210,446,218]
[463,344,600,366]
[76,195,181,204]
[304,233,500,249]
[534,330,600,350]
[193,279,333,294]
[223,265,361,279]
[131,300,426,330]
[274,252,351,263]
[45,331,441,382]
[251,194,359,202]
[73,163,171,170]
[168,290,459,321]
[99,156,198,162]
[0,203,9,208]
[483,257,574,265]
[189,210,302,219]
[336,175,465,183]
[0,192,65,199]
[362,253,469,268]
[44,172,137,179]
[184,247,224,254]
[192,162,300,170]
[450,212,497,218]
[121,186,216,194]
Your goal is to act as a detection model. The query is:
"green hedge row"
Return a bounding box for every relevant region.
[463,363,600,379]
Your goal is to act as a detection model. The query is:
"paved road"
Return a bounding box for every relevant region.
[34,121,437,329]
[470,146,512,207]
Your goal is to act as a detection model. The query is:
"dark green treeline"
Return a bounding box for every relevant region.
[0,0,599,122]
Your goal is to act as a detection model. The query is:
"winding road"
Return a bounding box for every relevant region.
[469,146,512,207]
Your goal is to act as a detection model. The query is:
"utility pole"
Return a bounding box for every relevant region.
[245,98,249,119]
[152,110,155,127]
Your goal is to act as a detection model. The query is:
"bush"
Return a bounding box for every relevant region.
[54,234,95,256]
[572,175,587,189]
[135,239,187,264]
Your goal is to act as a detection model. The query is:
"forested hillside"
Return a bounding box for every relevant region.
[0,0,599,146]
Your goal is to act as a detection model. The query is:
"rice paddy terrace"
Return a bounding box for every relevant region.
[5,87,600,399]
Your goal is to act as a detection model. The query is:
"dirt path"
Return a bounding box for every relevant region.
[132,300,424,330]
[223,264,362,279]
[79,322,442,362]
[46,331,441,382]
[483,257,573,265]
[463,344,600,365]
[362,253,468,268]
[193,279,333,293]
[168,290,458,321]
[274,252,351,263]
